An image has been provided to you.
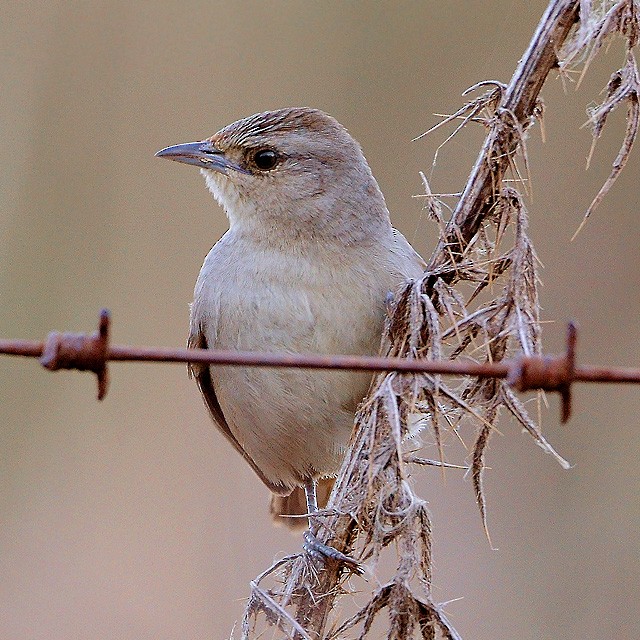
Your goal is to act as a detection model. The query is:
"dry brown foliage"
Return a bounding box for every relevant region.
[240,2,639,638]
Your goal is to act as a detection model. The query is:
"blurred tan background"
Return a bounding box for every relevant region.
[1,2,638,639]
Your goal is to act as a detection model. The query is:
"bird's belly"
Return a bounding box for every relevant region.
[208,275,385,489]
[213,366,369,488]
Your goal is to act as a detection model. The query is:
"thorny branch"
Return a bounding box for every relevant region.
[424,1,580,281]
[235,2,640,640]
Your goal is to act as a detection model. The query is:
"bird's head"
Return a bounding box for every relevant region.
[156,108,390,243]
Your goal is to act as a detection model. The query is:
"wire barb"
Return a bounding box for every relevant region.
[508,321,577,422]
[39,309,111,400]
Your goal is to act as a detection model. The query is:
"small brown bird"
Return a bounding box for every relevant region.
[157,108,425,563]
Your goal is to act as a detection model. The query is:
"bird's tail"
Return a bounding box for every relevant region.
[269,477,335,531]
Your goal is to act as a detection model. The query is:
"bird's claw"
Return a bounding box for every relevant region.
[302,530,364,574]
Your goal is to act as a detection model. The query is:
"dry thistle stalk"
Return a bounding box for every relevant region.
[240,2,639,638]
[563,0,640,238]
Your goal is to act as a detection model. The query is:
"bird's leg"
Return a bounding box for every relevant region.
[304,478,319,534]
[301,478,363,574]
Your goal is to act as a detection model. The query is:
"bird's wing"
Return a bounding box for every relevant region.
[187,326,289,496]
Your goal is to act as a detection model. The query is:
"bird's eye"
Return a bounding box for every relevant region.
[252,149,279,171]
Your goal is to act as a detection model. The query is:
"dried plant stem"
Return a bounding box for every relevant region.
[426,0,580,277]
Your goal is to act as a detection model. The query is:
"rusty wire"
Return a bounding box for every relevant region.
[1,309,639,423]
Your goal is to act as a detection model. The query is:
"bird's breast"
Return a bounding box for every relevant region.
[201,240,387,355]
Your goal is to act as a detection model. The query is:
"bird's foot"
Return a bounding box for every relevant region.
[302,530,363,574]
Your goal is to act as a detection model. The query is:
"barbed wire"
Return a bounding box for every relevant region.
[1,309,639,422]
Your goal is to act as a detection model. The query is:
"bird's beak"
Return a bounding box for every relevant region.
[155,141,247,174]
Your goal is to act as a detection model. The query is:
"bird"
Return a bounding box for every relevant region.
[156,108,425,566]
